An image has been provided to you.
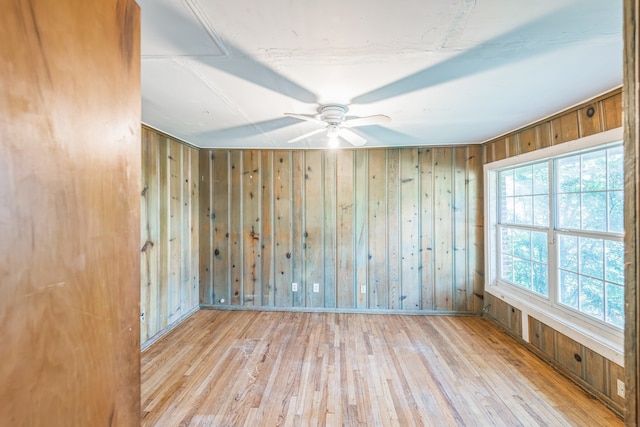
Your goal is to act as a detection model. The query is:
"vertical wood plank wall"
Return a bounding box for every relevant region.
[482,88,625,416]
[141,126,200,346]
[199,146,484,313]
[623,0,639,423]
[0,1,141,425]
[484,88,622,163]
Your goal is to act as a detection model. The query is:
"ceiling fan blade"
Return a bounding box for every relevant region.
[284,113,326,125]
[287,127,326,143]
[343,115,391,128]
[338,128,367,147]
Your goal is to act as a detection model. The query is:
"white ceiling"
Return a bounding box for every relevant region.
[139,0,622,149]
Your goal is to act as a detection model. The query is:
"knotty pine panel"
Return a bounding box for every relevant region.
[0,1,141,424]
[200,147,483,314]
[141,127,200,347]
[484,88,622,165]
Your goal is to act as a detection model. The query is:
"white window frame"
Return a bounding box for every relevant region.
[484,127,624,366]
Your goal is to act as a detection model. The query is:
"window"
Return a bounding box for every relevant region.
[495,145,624,330]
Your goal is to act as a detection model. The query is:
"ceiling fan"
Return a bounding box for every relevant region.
[285,104,391,147]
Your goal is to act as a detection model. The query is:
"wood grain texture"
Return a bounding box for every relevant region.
[624,0,639,423]
[0,1,141,424]
[142,310,621,426]
[486,296,625,415]
[199,147,482,314]
[483,88,622,165]
[140,127,200,346]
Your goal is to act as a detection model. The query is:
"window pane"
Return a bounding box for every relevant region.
[500,196,514,223]
[608,190,624,233]
[514,166,533,196]
[580,277,604,320]
[501,254,513,283]
[605,240,624,284]
[499,170,514,197]
[606,283,624,328]
[514,196,533,224]
[581,151,606,191]
[513,258,531,289]
[533,195,549,226]
[579,238,604,279]
[531,231,547,263]
[533,162,549,194]
[557,156,580,193]
[560,270,579,309]
[513,229,531,259]
[532,262,548,295]
[607,146,623,190]
[558,193,581,229]
[581,192,607,231]
[559,235,578,272]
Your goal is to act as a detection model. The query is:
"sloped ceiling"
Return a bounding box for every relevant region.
[140,0,622,149]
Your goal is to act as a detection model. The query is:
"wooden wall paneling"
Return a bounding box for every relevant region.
[190,147,200,308]
[399,148,420,310]
[242,150,261,306]
[578,103,603,137]
[420,148,435,310]
[159,138,170,329]
[433,148,454,310]
[485,141,495,164]
[212,151,230,305]
[467,145,483,313]
[536,122,552,150]
[583,347,606,394]
[506,135,519,158]
[602,92,623,131]
[229,151,243,305]
[141,129,160,342]
[387,149,401,309]
[493,138,507,161]
[354,150,369,309]
[552,111,580,145]
[453,147,468,311]
[368,150,388,309]
[555,333,583,379]
[608,362,626,410]
[180,145,191,314]
[0,1,141,423]
[509,306,522,338]
[336,150,355,308]
[304,150,324,307]
[528,317,542,349]
[199,151,212,305]
[323,151,338,308]
[518,128,537,155]
[168,140,183,323]
[292,151,305,307]
[274,152,293,306]
[624,2,639,422]
[261,151,275,306]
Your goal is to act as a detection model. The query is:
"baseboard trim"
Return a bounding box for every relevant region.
[140,305,200,352]
[199,304,480,317]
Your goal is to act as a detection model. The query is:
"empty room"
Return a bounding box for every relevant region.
[2,0,639,426]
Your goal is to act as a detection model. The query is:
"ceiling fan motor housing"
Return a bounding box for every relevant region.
[319,104,348,124]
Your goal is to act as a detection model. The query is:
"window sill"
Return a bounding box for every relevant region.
[486,282,624,367]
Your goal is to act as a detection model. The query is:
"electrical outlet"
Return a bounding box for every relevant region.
[313,283,319,293]
[361,285,366,294]
[617,379,625,398]
[292,282,298,292]
[140,312,145,323]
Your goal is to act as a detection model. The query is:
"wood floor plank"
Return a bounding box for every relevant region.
[141,310,622,426]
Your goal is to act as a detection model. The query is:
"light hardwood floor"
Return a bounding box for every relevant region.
[141,310,622,426]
